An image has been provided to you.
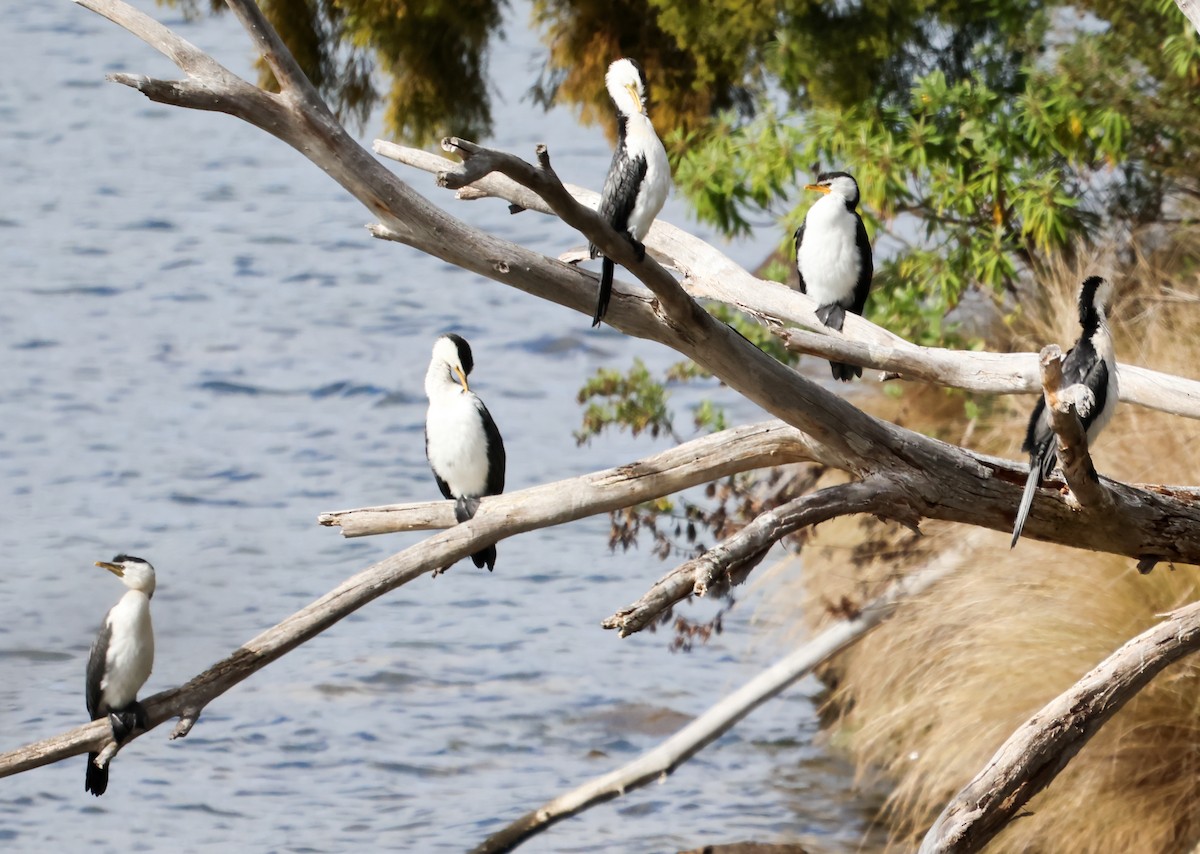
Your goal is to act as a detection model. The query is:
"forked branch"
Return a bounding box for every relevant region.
[475,533,979,854]
[602,477,914,637]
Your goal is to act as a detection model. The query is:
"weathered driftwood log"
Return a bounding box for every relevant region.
[920,600,1200,853]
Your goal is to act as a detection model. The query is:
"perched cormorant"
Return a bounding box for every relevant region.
[85,554,156,796]
[424,333,506,570]
[588,58,671,327]
[1011,276,1118,547]
[794,171,874,381]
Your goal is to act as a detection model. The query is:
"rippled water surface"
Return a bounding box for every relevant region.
[0,3,883,852]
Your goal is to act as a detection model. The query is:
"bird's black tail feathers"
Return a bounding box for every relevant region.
[471,545,497,572]
[593,257,615,327]
[454,496,497,571]
[830,361,863,382]
[1011,442,1055,548]
[85,752,108,796]
[816,303,860,381]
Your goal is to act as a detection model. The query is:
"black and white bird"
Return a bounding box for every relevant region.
[1010,276,1118,548]
[588,58,671,327]
[424,333,506,571]
[794,171,874,381]
[85,554,156,796]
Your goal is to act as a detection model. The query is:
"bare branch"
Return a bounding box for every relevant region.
[221,0,318,101]
[73,0,235,79]
[320,421,827,537]
[1038,344,1113,512]
[379,139,1200,422]
[474,535,973,854]
[920,600,1200,853]
[437,136,699,326]
[602,478,912,637]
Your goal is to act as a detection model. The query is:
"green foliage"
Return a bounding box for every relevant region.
[164,0,500,143]
[575,358,676,445]
[672,1,1200,343]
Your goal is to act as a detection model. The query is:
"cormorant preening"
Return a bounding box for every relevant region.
[1011,276,1118,547]
[424,334,507,570]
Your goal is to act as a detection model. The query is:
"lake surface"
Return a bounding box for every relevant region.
[0,3,882,851]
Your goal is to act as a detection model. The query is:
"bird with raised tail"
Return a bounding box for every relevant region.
[424,333,506,571]
[794,171,874,381]
[588,58,671,327]
[85,554,156,796]
[1011,276,1118,547]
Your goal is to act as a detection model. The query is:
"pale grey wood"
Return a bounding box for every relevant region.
[601,478,912,637]
[1175,0,1200,34]
[920,600,1200,853]
[36,5,1200,850]
[320,421,826,536]
[474,531,978,854]
[1038,345,1114,513]
[379,139,1200,421]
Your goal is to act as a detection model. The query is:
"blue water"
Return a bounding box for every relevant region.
[0,2,881,852]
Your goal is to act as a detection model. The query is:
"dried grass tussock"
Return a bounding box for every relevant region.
[760,230,1200,851]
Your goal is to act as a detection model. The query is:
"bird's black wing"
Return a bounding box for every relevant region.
[1060,339,1110,433]
[849,214,873,316]
[793,224,807,294]
[85,620,110,719]
[424,426,455,501]
[479,402,506,496]
[595,147,648,242]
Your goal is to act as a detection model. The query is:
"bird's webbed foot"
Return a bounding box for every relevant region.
[108,704,143,744]
[455,495,481,523]
[625,232,646,263]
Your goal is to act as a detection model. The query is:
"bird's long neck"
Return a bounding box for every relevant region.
[1079,301,1106,338]
[425,362,464,401]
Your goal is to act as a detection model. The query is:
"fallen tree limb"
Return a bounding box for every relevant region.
[601,477,913,637]
[920,600,1200,853]
[473,532,979,854]
[319,421,826,536]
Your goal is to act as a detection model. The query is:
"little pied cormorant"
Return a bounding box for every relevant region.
[1010,276,1118,547]
[85,554,156,796]
[425,334,507,571]
[794,171,874,381]
[588,58,671,327]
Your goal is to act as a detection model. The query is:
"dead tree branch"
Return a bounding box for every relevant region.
[474,532,979,854]
[920,600,1200,853]
[320,421,827,537]
[601,477,914,637]
[1038,344,1114,513]
[377,139,1200,422]
[0,422,823,778]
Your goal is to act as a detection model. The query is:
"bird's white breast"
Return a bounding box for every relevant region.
[798,195,862,305]
[101,591,154,709]
[1087,322,1119,442]
[625,115,670,242]
[426,390,492,497]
